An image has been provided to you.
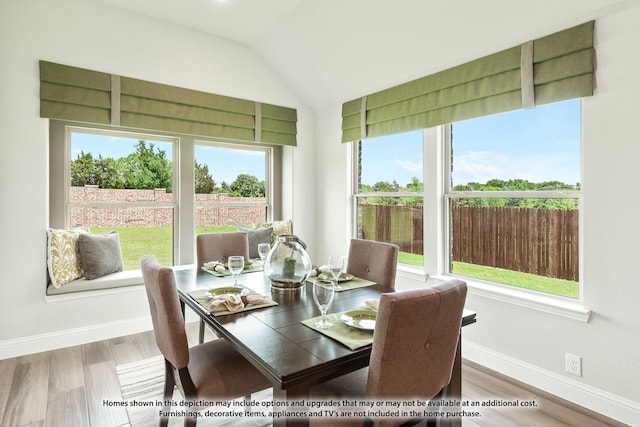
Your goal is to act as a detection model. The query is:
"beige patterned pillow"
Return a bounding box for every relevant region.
[256,220,293,245]
[47,228,84,288]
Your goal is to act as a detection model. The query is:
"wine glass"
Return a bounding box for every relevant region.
[313,280,336,329]
[227,255,245,287]
[328,255,346,290]
[257,243,271,263]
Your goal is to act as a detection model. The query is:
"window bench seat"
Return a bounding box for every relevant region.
[46,269,143,296]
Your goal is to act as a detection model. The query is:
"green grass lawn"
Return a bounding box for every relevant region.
[452,262,578,298]
[399,251,578,298]
[93,226,578,298]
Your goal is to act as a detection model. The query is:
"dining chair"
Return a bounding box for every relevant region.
[310,279,468,427]
[196,231,250,274]
[346,239,399,290]
[195,232,250,343]
[141,255,271,427]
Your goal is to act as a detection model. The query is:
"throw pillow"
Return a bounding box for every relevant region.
[78,232,124,280]
[47,228,84,288]
[256,220,293,245]
[238,226,273,259]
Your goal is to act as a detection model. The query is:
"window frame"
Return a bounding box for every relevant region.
[442,101,583,299]
[49,120,280,270]
[62,125,179,267]
[351,138,426,268]
[350,109,589,321]
[194,140,273,229]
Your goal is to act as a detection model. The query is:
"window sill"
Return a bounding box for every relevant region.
[44,283,145,302]
[428,274,591,322]
[45,270,144,302]
[397,264,429,282]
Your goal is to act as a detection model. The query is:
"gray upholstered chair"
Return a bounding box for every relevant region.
[310,279,468,427]
[141,255,271,427]
[346,239,399,290]
[195,231,250,274]
[195,232,250,343]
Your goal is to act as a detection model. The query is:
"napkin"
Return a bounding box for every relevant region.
[365,299,379,311]
[308,265,331,277]
[206,293,273,313]
[203,261,226,273]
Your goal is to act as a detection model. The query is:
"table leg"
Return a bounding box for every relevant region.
[198,319,205,344]
[439,333,463,427]
[272,386,310,427]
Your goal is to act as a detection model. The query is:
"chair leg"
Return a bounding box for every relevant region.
[160,359,176,427]
[184,415,197,427]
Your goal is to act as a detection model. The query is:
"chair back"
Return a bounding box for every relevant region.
[346,239,399,290]
[141,255,190,369]
[196,232,250,274]
[366,279,467,400]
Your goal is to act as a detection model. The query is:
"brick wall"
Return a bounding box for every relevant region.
[70,186,267,228]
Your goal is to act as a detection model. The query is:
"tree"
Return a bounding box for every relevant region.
[372,180,400,192]
[119,141,173,191]
[228,174,265,197]
[71,151,123,188]
[406,177,423,192]
[194,161,215,194]
[451,178,579,209]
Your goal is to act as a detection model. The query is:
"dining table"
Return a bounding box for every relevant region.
[174,264,477,427]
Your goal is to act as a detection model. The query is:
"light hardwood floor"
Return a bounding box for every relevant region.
[0,324,628,427]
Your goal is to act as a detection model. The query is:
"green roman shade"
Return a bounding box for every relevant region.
[342,21,594,143]
[40,61,297,146]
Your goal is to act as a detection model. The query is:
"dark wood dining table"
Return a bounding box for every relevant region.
[174,266,476,427]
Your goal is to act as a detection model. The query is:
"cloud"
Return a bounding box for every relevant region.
[453,150,580,185]
[453,151,503,184]
[395,160,423,173]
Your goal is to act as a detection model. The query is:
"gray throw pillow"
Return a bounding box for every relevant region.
[78,232,124,280]
[238,226,273,259]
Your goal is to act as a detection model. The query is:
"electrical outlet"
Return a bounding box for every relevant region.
[565,353,582,376]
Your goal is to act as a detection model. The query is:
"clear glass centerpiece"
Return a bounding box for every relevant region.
[263,235,312,293]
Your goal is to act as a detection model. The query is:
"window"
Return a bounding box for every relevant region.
[67,127,177,270]
[353,130,424,266]
[352,99,582,299]
[446,99,581,298]
[50,121,280,272]
[194,143,271,234]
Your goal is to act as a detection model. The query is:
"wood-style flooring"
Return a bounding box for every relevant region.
[0,323,628,427]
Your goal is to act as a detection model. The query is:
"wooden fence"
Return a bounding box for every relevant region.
[360,204,424,255]
[360,204,579,281]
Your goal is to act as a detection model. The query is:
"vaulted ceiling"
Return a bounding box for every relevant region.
[97,0,639,109]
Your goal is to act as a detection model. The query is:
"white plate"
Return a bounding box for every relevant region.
[340,309,376,331]
[319,273,354,282]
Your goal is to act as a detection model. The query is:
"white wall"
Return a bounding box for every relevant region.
[0,0,315,350]
[2,0,640,424]
[315,6,640,425]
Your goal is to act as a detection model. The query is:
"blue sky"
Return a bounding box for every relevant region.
[194,145,266,184]
[361,98,581,187]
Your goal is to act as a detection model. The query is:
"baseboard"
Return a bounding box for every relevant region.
[0,316,153,359]
[463,340,640,426]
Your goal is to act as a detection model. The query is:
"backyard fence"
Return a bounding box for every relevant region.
[70,186,266,228]
[360,204,579,281]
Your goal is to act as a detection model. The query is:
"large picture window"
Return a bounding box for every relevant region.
[50,121,279,273]
[352,99,582,299]
[68,128,177,269]
[446,99,581,298]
